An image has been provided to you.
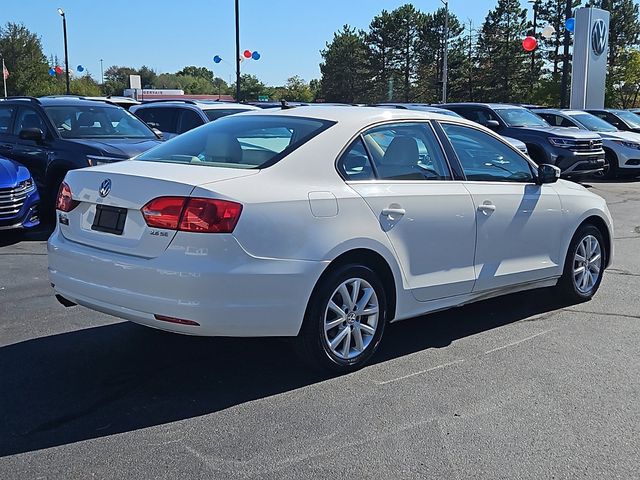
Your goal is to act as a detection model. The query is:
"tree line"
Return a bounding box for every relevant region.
[319,0,640,107]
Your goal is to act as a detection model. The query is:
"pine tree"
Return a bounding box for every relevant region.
[366,10,402,101]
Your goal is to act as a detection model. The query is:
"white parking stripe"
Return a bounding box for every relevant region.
[373,359,465,385]
[483,329,552,355]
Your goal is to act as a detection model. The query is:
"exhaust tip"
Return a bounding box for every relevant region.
[55,294,77,308]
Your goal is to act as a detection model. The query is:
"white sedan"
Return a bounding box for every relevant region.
[48,107,613,371]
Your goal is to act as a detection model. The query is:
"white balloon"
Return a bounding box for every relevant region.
[541,24,556,39]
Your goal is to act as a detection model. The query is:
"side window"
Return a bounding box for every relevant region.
[464,108,499,126]
[13,107,47,135]
[135,107,178,134]
[560,117,578,128]
[361,123,450,181]
[178,109,204,133]
[540,114,561,126]
[0,105,15,135]
[337,137,375,181]
[441,123,534,183]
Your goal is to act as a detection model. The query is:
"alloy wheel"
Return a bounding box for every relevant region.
[323,278,379,360]
[573,234,602,294]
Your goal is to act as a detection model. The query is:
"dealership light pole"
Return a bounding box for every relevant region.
[1,53,7,98]
[57,8,70,95]
[559,0,572,107]
[100,58,104,85]
[235,0,241,102]
[529,0,540,100]
[441,0,449,104]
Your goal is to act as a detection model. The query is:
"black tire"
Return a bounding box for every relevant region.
[599,150,618,180]
[297,264,387,373]
[556,224,606,303]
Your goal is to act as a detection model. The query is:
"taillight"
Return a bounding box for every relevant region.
[141,197,242,234]
[56,181,80,212]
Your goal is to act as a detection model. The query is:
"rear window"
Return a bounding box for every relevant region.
[204,108,253,122]
[137,115,335,169]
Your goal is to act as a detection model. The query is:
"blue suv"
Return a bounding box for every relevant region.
[0,155,40,230]
[0,96,162,214]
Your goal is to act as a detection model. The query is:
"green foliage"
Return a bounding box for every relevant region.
[231,74,269,102]
[0,22,52,96]
[320,25,371,103]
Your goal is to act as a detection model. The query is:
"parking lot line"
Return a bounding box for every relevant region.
[483,329,552,355]
[373,359,465,385]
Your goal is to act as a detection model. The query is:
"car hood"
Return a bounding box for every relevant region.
[0,156,30,188]
[66,138,162,159]
[597,130,640,142]
[513,126,601,139]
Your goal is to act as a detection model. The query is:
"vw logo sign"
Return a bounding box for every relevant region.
[591,19,607,57]
[99,179,112,198]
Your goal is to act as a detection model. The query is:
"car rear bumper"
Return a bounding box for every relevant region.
[47,228,327,337]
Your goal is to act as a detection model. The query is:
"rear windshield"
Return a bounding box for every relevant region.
[137,115,335,169]
[204,108,253,122]
[44,105,156,139]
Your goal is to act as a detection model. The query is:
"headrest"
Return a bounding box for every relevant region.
[381,136,419,166]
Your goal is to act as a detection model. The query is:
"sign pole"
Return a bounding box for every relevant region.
[1,57,7,98]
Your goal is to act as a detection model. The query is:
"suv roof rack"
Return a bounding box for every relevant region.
[141,99,199,105]
[6,96,41,104]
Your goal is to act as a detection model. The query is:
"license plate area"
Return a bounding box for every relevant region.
[91,205,127,235]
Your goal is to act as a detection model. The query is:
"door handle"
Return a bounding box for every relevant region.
[382,207,406,219]
[477,203,496,214]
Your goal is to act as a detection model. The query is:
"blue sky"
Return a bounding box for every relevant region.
[6,1,536,86]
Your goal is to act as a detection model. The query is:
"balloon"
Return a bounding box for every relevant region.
[55,66,63,74]
[251,51,261,60]
[213,55,222,63]
[49,68,56,76]
[565,17,575,33]
[76,65,84,73]
[243,50,252,58]
[522,36,538,52]
[541,24,555,39]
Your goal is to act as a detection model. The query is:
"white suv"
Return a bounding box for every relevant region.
[131,100,259,139]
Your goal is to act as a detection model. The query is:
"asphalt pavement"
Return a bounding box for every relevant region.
[0,179,639,479]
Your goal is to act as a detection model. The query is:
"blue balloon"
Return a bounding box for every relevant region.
[252,51,261,60]
[48,68,56,76]
[565,17,575,33]
[213,55,222,63]
[76,65,84,73]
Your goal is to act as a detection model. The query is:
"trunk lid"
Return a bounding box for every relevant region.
[59,161,257,258]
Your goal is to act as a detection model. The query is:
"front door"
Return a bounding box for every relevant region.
[342,122,477,302]
[11,107,53,192]
[439,122,564,292]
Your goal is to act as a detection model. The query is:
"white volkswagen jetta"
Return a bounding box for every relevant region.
[48,107,613,371]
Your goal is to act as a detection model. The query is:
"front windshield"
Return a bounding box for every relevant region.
[571,113,618,132]
[617,111,640,129]
[495,108,549,127]
[137,115,334,169]
[45,105,156,139]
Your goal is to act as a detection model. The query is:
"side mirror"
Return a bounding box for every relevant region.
[484,120,501,131]
[19,128,45,143]
[152,128,164,140]
[537,164,561,184]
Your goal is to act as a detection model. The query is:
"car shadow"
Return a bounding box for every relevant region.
[0,223,53,248]
[0,287,573,457]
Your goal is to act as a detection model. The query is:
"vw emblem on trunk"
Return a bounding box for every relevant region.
[591,19,607,57]
[99,179,112,198]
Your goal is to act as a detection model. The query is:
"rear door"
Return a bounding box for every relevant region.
[439,122,564,292]
[344,122,477,302]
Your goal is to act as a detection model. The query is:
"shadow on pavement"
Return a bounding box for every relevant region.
[0,287,572,457]
[0,223,53,248]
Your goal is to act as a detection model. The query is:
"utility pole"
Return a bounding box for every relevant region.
[1,55,7,98]
[58,8,70,95]
[559,0,572,107]
[235,0,241,102]
[529,0,539,100]
[441,0,449,104]
[468,19,473,101]
[100,58,104,85]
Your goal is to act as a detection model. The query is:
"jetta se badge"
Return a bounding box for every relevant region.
[99,179,112,198]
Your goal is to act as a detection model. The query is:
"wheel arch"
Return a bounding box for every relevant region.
[579,215,612,268]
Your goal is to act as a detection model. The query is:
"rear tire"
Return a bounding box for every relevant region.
[599,151,618,180]
[298,264,387,373]
[556,224,606,303]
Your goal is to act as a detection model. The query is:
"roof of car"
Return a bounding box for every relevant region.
[442,102,523,110]
[535,109,589,116]
[3,96,124,107]
[134,100,260,111]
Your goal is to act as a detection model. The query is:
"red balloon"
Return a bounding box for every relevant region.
[243,50,252,58]
[522,36,537,52]
[55,66,63,74]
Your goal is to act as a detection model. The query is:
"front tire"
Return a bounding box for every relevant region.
[298,264,387,373]
[557,224,606,303]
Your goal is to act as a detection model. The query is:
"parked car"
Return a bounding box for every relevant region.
[131,100,260,139]
[48,106,613,372]
[372,103,529,155]
[0,155,40,230]
[0,96,162,212]
[536,109,640,178]
[87,96,141,111]
[443,103,605,177]
[585,109,640,134]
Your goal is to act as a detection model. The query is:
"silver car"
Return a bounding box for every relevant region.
[536,109,640,179]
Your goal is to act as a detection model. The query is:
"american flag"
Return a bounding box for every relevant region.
[2,64,8,80]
